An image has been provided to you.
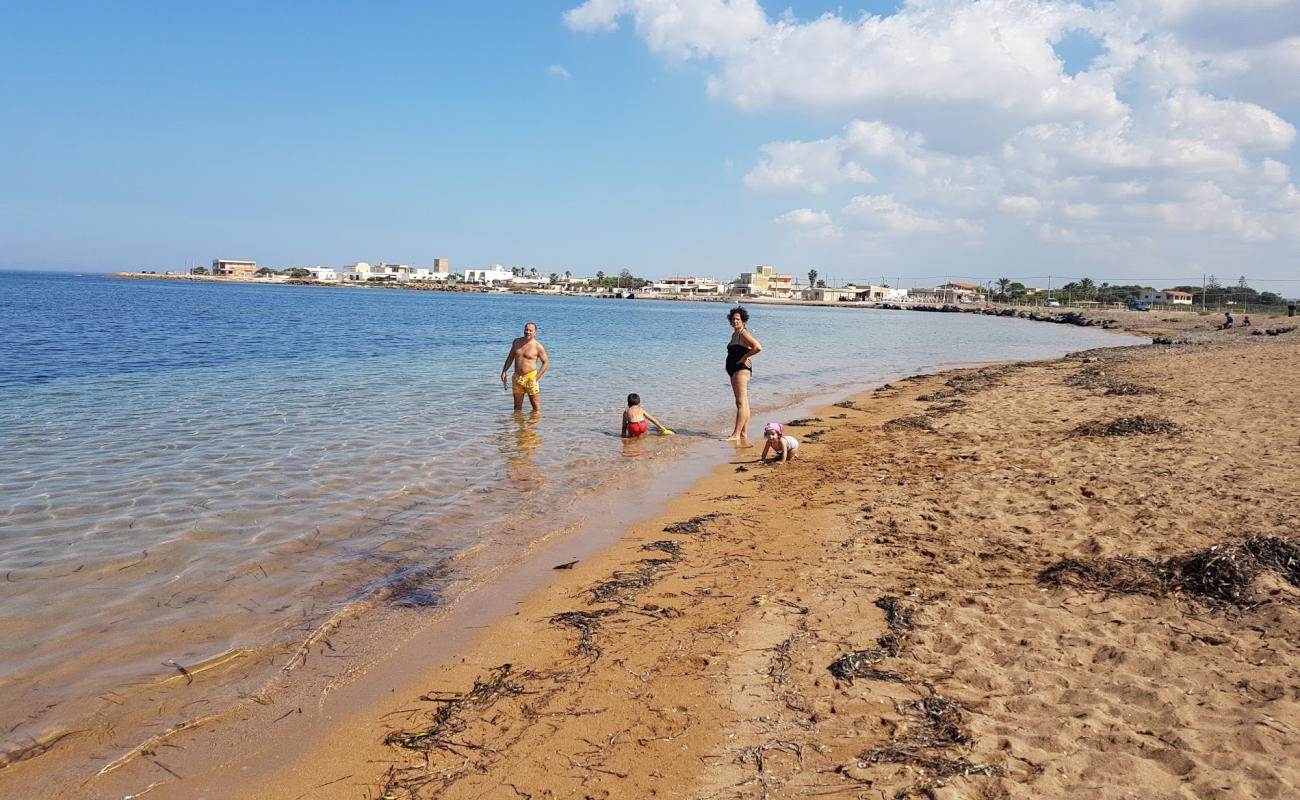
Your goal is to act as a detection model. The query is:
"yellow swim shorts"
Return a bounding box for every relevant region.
[512,370,540,396]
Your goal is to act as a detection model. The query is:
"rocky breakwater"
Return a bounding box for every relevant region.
[876,303,1121,330]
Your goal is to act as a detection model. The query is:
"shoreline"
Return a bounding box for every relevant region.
[9,313,1297,798]
[108,272,1285,331]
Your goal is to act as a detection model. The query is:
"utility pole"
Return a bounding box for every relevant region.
[1201,273,1206,312]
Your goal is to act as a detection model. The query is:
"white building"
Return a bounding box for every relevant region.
[464,265,515,285]
[303,267,337,282]
[1138,289,1194,305]
[651,276,726,295]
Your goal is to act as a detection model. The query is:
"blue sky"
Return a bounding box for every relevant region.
[3,1,1299,289]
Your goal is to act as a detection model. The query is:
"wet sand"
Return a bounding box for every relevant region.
[12,312,1300,798]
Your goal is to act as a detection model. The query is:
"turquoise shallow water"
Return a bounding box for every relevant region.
[0,271,1129,760]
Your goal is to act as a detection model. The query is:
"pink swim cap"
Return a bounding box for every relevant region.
[764,422,783,435]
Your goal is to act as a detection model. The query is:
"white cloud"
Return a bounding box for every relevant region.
[775,207,842,239]
[568,0,1300,274]
[842,194,982,237]
[745,136,874,193]
[1000,195,1042,215]
[548,64,572,78]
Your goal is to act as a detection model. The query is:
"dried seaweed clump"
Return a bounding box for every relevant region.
[923,399,967,418]
[663,513,721,534]
[1243,536,1300,586]
[549,608,617,657]
[787,417,822,427]
[1104,383,1157,396]
[384,663,525,753]
[851,694,1000,797]
[642,539,683,559]
[1038,536,1300,606]
[884,415,936,432]
[943,365,1014,395]
[916,389,958,402]
[828,596,915,683]
[588,556,674,605]
[1072,415,1180,437]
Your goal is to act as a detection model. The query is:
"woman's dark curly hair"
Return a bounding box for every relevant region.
[727,306,749,323]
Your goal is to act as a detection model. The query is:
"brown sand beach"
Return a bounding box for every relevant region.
[8,313,1300,799]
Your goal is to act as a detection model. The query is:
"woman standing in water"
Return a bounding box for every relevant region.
[725,306,762,441]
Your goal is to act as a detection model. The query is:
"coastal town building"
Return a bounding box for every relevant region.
[1138,289,1194,305]
[735,265,795,297]
[339,262,440,282]
[303,267,338,281]
[909,283,983,304]
[650,276,726,295]
[212,259,256,277]
[432,258,450,274]
[463,265,514,285]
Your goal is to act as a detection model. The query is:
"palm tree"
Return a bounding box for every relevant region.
[529,267,539,278]
[1078,277,1096,299]
[807,269,818,289]
[548,272,558,284]
[511,266,524,277]
[996,277,1011,300]
[595,270,605,284]
[564,270,571,281]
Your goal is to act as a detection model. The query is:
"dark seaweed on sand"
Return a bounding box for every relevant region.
[1039,536,1300,607]
[883,415,935,432]
[642,540,683,559]
[550,609,616,657]
[384,664,526,752]
[828,596,914,682]
[787,417,822,427]
[662,513,722,534]
[588,558,672,604]
[1072,415,1180,437]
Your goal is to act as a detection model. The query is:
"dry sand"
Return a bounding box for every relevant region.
[11,313,1300,799]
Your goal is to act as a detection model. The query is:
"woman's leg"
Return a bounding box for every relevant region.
[728,370,751,440]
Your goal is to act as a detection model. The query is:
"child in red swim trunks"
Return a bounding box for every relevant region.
[622,393,669,437]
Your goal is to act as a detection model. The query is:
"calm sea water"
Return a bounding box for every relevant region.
[0,271,1128,766]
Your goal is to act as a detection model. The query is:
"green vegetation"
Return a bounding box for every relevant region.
[993,274,1289,311]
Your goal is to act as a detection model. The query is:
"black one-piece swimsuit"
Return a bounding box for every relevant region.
[726,344,751,376]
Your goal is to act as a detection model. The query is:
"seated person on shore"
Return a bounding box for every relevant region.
[1222,311,1234,329]
[760,422,799,463]
[1242,315,1252,327]
[622,393,669,437]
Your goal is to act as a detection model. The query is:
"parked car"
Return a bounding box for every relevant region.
[1128,301,1151,311]
[1044,298,1061,307]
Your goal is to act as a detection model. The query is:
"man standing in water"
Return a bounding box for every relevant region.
[501,321,549,411]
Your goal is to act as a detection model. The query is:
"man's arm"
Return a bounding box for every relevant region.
[535,343,549,379]
[501,343,516,385]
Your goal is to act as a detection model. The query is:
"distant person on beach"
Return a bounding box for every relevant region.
[1242,315,1252,327]
[622,393,670,437]
[501,322,549,411]
[760,422,798,463]
[1222,311,1234,329]
[725,306,762,441]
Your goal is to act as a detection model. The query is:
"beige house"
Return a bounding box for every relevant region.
[736,265,795,297]
[432,258,450,274]
[212,259,256,277]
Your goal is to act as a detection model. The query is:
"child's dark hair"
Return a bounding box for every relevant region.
[728,306,749,323]
[627,393,640,406]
